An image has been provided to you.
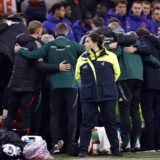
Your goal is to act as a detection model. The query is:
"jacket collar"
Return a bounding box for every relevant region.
[82,47,108,60]
[128,11,146,21]
[56,34,67,38]
[108,8,126,19]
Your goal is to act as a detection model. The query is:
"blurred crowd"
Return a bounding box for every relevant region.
[0,0,160,158]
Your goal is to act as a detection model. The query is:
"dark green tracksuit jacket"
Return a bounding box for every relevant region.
[106,40,160,81]
[19,36,85,89]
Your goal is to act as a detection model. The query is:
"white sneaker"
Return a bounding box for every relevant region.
[50,140,64,155]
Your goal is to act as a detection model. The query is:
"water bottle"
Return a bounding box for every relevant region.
[92,128,99,156]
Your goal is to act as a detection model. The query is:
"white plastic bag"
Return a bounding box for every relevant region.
[22,136,53,160]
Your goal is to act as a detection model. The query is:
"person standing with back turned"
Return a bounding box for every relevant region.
[15,23,85,154]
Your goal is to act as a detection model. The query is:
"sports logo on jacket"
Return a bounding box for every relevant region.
[51,45,71,51]
[82,65,88,69]
[101,62,105,66]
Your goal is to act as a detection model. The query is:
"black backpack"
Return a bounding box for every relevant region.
[0,129,27,159]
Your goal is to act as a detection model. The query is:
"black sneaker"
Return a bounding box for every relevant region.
[112,151,123,157]
[122,147,131,152]
[78,152,88,157]
[50,140,64,155]
[66,143,80,156]
[131,147,141,152]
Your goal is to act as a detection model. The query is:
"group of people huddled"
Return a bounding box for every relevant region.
[0,0,160,158]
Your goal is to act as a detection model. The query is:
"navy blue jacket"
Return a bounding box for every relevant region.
[0,23,28,63]
[149,19,160,35]
[75,48,120,102]
[73,20,91,42]
[125,11,154,33]
[25,1,46,22]
[43,13,75,41]
[108,8,126,30]
[139,35,160,90]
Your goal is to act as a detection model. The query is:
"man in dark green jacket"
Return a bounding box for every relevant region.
[106,32,160,152]
[15,23,85,154]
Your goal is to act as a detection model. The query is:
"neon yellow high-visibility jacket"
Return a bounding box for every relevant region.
[75,47,121,102]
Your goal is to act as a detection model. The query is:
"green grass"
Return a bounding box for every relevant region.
[54,152,160,160]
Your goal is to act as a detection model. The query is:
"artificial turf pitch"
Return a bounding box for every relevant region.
[54,152,160,160]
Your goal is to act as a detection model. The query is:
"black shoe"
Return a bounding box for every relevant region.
[112,151,123,157]
[122,148,131,152]
[131,147,141,152]
[78,152,88,157]
[66,143,80,156]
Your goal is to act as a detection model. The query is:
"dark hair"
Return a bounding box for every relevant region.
[152,0,160,8]
[92,17,104,27]
[17,12,28,20]
[0,13,5,21]
[86,32,104,49]
[82,11,92,21]
[136,28,150,37]
[16,12,28,25]
[62,1,70,8]
[0,13,5,24]
[114,0,128,6]
[97,2,108,9]
[108,17,120,24]
[142,0,151,5]
[49,2,64,14]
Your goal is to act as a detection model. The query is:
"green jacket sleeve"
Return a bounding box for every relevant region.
[142,55,160,68]
[75,43,85,57]
[105,44,122,57]
[19,44,49,59]
[113,46,122,57]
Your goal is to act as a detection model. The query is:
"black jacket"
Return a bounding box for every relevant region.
[0,22,28,63]
[139,35,160,90]
[8,34,59,92]
[96,27,137,46]
[25,1,46,22]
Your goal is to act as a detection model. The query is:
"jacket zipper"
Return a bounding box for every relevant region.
[95,76,100,102]
[94,56,100,102]
[87,53,100,102]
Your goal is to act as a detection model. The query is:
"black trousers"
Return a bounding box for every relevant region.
[117,80,142,136]
[30,92,42,135]
[50,88,78,146]
[4,91,39,133]
[141,89,160,150]
[80,101,119,153]
[39,84,51,148]
[0,54,12,115]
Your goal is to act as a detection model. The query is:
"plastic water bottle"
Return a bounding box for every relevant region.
[92,129,99,156]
